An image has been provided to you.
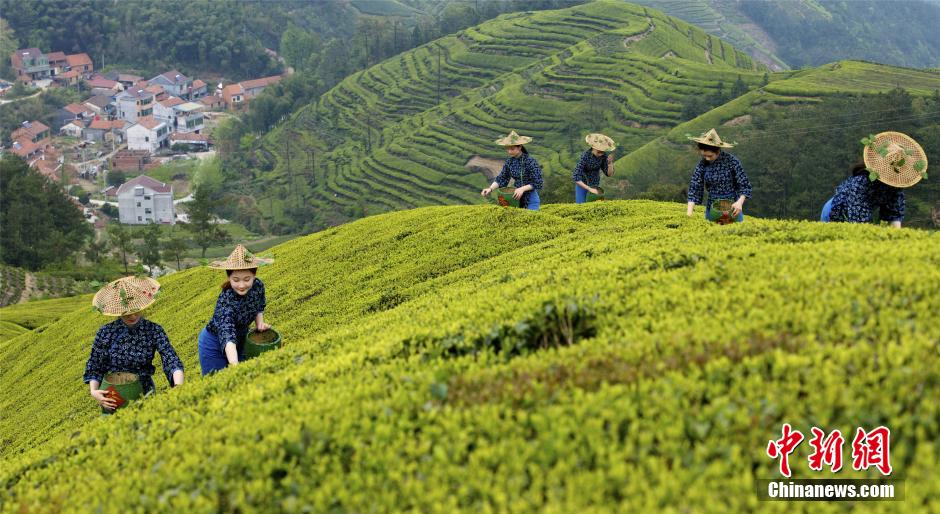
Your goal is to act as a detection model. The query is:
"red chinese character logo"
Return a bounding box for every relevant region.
[767,423,805,478]
[807,427,844,472]
[851,426,892,475]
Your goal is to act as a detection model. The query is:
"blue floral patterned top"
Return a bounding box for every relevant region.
[494,154,544,191]
[828,175,904,223]
[206,278,266,352]
[83,318,183,393]
[687,152,753,204]
[494,153,544,208]
[572,150,609,187]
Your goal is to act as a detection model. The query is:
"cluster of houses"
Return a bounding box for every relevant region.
[5,47,284,228]
[10,47,285,152]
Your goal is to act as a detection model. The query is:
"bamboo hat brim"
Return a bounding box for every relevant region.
[688,128,735,148]
[585,133,616,152]
[208,244,273,270]
[495,131,532,146]
[92,276,160,316]
[862,131,927,189]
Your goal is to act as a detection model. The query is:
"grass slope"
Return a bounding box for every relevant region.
[1,201,937,512]
[250,0,764,225]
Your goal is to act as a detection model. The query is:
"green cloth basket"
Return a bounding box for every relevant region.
[495,187,520,208]
[100,371,143,413]
[586,187,606,203]
[244,327,281,359]
[707,199,739,224]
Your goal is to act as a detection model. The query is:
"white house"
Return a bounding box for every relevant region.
[117,175,175,225]
[173,102,205,133]
[126,117,169,153]
[59,119,84,137]
[153,96,185,127]
[115,88,155,123]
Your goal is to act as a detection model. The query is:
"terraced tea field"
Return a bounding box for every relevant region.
[252,0,765,222]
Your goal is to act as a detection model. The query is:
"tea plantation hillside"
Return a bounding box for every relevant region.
[234,0,939,233]
[628,0,940,70]
[0,294,92,341]
[2,201,938,512]
[238,0,765,228]
[609,61,940,227]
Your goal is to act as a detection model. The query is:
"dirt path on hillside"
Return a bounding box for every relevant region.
[465,156,504,180]
[623,18,654,47]
[18,272,37,303]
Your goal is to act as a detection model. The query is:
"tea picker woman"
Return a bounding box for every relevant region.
[573,133,616,204]
[198,245,273,375]
[820,132,928,228]
[481,131,545,210]
[84,276,184,412]
[686,128,752,221]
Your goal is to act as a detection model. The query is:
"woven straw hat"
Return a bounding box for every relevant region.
[208,244,273,270]
[688,128,735,148]
[92,276,160,316]
[585,133,616,152]
[862,131,928,189]
[495,131,532,146]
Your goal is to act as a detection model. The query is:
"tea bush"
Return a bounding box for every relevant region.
[0,201,937,512]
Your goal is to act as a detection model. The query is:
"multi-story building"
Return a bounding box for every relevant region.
[11,48,51,82]
[116,175,175,225]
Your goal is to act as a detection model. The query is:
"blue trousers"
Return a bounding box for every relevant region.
[521,190,540,211]
[820,197,833,222]
[198,327,243,376]
[705,203,744,222]
[575,184,589,204]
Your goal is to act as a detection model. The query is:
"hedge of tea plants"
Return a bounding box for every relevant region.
[1,201,937,513]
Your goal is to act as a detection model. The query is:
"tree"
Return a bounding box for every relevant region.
[84,236,108,264]
[0,18,18,81]
[185,183,230,258]
[0,155,91,270]
[107,222,133,273]
[137,222,163,273]
[107,170,126,187]
[162,230,190,271]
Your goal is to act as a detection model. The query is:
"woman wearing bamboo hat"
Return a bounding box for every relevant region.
[821,131,928,228]
[84,276,184,411]
[481,130,545,210]
[686,128,752,221]
[573,133,616,204]
[198,244,273,375]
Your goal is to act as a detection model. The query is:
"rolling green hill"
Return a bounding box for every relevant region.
[228,0,764,230]
[0,294,92,341]
[1,201,938,511]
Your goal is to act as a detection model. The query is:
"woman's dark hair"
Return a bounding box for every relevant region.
[519,145,528,154]
[697,142,721,153]
[850,162,868,177]
[221,268,257,290]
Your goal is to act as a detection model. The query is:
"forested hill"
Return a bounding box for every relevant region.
[628,0,940,71]
[0,0,408,79]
